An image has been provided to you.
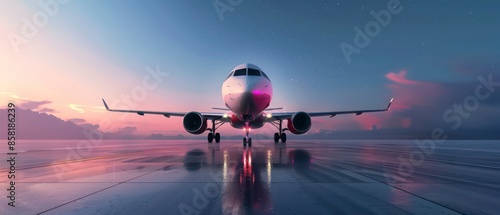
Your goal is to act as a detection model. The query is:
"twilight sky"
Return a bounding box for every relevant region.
[1,1,499,138]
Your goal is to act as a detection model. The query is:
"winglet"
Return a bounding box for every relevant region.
[387,98,394,110]
[102,99,110,110]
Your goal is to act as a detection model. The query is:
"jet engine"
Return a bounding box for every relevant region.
[287,111,311,134]
[183,112,207,134]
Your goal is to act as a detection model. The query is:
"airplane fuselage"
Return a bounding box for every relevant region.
[222,64,273,127]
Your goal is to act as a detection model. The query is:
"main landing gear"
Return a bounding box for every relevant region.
[271,120,287,143]
[207,120,224,143]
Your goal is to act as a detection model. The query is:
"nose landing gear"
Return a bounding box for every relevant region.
[243,127,252,147]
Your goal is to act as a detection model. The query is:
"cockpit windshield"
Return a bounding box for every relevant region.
[233,69,246,76]
[231,67,269,81]
[247,68,261,76]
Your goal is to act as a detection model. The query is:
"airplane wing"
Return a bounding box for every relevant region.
[268,98,393,121]
[102,99,228,121]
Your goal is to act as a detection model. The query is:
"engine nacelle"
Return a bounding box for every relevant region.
[287,111,311,134]
[183,112,207,134]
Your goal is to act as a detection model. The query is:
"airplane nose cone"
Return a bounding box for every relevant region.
[233,79,258,94]
[246,83,259,92]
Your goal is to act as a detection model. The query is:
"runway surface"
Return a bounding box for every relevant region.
[1,139,499,215]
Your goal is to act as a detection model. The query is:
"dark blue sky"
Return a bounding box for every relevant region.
[60,0,499,107]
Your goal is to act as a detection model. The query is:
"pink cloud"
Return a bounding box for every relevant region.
[385,70,447,111]
[38,107,56,113]
[385,70,420,85]
[356,114,383,130]
[18,100,52,110]
[350,70,445,130]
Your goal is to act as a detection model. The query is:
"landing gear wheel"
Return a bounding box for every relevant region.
[248,138,252,147]
[215,133,221,143]
[274,133,280,143]
[243,138,247,147]
[280,133,287,143]
[208,133,214,143]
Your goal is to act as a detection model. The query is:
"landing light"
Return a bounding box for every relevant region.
[266,113,272,118]
[223,113,228,118]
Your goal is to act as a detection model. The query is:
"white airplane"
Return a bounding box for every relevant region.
[102,63,393,147]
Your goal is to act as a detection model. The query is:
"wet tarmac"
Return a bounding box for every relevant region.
[1,139,499,214]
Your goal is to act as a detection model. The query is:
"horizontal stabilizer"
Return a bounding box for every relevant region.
[265,107,283,111]
[212,107,230,111]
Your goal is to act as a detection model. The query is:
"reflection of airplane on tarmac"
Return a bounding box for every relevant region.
[182,147,311,213]
[103,63,393,146]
